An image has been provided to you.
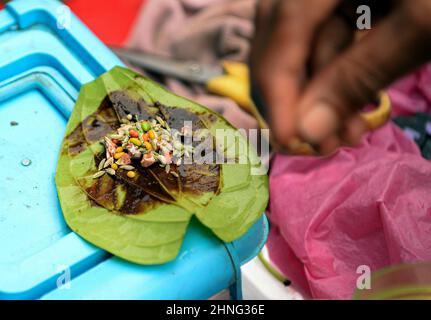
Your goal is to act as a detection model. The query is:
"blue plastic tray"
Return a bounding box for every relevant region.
[0,0,268,300]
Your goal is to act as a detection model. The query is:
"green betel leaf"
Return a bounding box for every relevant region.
[55,66,268,264]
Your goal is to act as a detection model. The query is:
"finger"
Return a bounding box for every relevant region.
[251,0,340,145]
[312,115,367,154]
[250,0,277,64]
[298,3,431,144]
[250,0,279,124]
[343,115,368,145]
[310,15,354,74]
[318,134,342,155]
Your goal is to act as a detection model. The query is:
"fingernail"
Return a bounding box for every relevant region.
[300,103,338,143]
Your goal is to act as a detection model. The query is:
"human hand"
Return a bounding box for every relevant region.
[250,0,431,154]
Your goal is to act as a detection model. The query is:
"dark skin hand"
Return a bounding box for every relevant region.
[250,0,431,154]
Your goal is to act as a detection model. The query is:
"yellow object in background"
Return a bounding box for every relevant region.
[207,61,251,112]
[206,61,269,133]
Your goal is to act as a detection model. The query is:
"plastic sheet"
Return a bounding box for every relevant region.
[267,123,431,299]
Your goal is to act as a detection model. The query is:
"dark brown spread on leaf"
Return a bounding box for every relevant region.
[66,124,86,156]
[81,96,121,144]
[66,90,221,215]
[85,161,160,214]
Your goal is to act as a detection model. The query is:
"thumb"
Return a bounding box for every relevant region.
[297,4,431,145]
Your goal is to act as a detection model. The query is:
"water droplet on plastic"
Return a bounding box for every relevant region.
[21,159,32,166]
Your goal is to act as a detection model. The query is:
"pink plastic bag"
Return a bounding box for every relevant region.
[388,63,431,117]
[267,123,431,299]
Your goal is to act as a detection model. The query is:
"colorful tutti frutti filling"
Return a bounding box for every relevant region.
[93,114,192,179]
